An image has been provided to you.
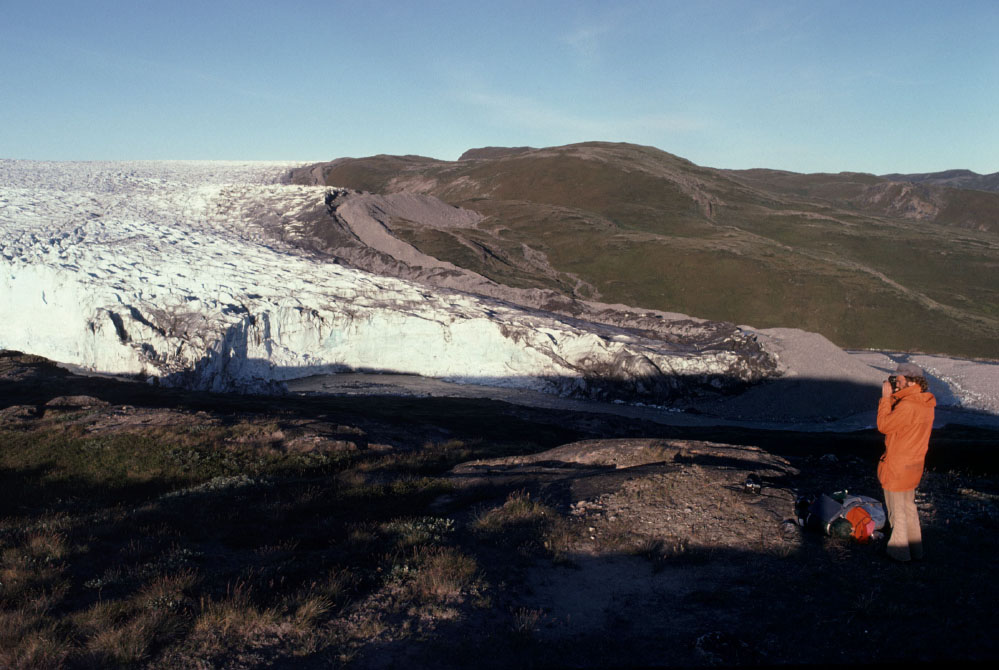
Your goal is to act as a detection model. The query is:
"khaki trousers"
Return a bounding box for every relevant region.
[883,488,923,562]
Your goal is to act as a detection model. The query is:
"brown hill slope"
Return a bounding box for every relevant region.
[881,168,999,194]
[289,142,999,358]
[726,168,999,232]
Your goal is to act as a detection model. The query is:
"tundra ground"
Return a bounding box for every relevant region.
[2,351,998,668]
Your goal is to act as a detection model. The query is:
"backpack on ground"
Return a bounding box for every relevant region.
[796,491,885,543]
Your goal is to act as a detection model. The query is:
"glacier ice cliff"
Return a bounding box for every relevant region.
[0,160,776,399]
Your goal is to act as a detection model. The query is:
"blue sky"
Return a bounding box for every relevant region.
[2,0,996,174]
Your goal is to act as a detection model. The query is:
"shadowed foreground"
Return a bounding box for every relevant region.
[2,351,998,668]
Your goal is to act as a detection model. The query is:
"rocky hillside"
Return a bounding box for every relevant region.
[881,168,999,194]
[289,143,999,359]
[726,168,999,231]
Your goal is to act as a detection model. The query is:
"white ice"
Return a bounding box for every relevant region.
[0,160,758,397]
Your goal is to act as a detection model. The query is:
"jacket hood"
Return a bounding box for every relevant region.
[893,384,937,408]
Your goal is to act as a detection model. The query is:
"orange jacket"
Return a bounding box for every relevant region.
[877,385,936,491]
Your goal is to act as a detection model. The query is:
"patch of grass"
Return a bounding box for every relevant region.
[290,592,332,629]
[82,612,160,667]
[138,570,198,614]
[473,490,551,530]
[637,535,711,570]
[405,545,479,603]
[192,581,281,648]
[0,404,496,666]
[382,516,456,549]
[594,526,645,554]
[0,529,70,607]
[473,490,572,562]
[509,606,546,638]
[0,610,70,670]
[358,439,473,475]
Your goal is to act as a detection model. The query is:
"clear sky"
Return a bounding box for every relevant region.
[2,0,997,174]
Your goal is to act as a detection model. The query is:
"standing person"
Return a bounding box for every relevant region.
[877,363,936,562]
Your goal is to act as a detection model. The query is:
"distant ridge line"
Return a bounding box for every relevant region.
[459,146,536,160]
[880,169,999,193]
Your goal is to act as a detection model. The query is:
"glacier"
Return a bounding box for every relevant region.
[0,160,775,399]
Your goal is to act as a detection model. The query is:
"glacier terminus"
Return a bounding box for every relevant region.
[0,160,777,402]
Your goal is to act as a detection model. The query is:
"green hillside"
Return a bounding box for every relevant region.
[291,142,999,359]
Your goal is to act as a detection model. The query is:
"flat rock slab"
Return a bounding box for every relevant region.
[453,437,794,476]
[451,438,798,523]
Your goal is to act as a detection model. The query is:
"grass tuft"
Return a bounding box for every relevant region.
[406,545,479,603]
[473,490,573,562]
[637,535,710,570]
[192,581,281,648]
[510,607,545,638]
